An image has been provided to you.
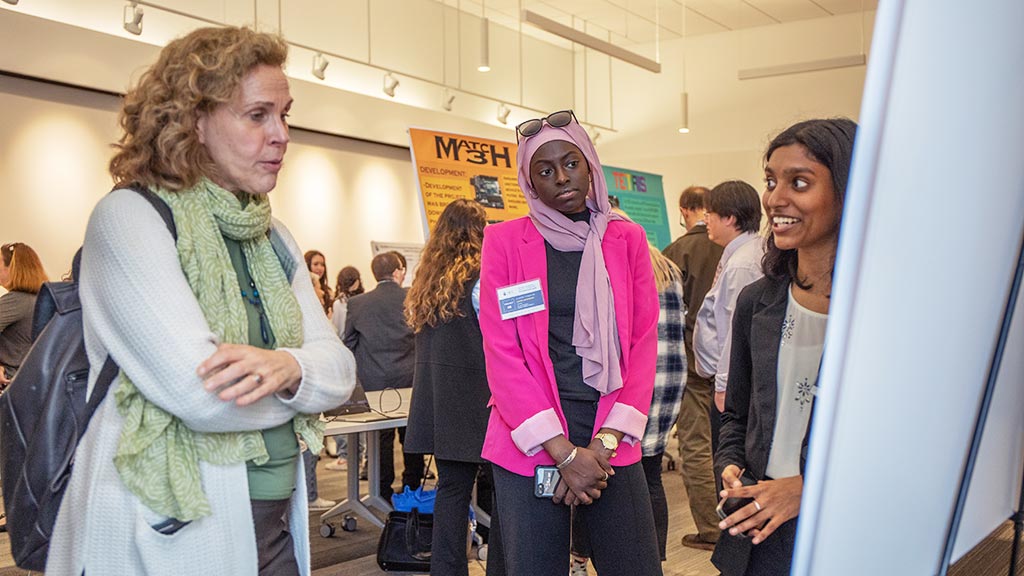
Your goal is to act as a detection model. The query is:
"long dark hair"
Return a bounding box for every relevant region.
[404,199,487,332]
[303,250,332,314]
[762,118,857,287]
[335,266,364,301]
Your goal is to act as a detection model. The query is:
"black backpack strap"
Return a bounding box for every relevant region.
[83,356,121,424]
[81,185,178,413]
[123,184,177,240]
[72,186,178,281]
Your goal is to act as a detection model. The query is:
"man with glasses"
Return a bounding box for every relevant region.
[661,186,725,551]
[693,179,765,429]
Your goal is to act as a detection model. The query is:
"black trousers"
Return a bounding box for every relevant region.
[380,426,426,500]
[491,399,662,576]
[711,401,723,492]
[641,453,669,561]
[431,459,505,576]
[250,498,299,576]
[573,453,669,562]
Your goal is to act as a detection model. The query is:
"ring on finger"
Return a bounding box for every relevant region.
[753,499,762,512]
[602,472,609,482]
[252,373,264,384]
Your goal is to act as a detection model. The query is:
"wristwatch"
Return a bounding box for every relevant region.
[594,432,619,457]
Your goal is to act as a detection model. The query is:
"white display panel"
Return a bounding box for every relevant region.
[793,0,1024,574]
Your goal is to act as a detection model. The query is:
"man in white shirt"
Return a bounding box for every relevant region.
[692,180,766,414]
[662,186,724,550]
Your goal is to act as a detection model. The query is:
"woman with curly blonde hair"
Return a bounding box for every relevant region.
[49,26,355,576]
[404,199,500,576]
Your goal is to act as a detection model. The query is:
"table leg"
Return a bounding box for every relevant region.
[320,432,385,529]
[362,429,393,513]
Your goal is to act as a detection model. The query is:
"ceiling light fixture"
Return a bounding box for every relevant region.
[442,89,455,111]
[522,10,661,73]
[382,72,399,97]
[123,1,143,35]
[478,17,491,72]
[496,103,511,125]
[312,53,328,80]
[678,2,690,134]
[678,92,690,134]
[478,0,490,72]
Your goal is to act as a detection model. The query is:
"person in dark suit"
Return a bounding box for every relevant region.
[712,118,857,576]
[661,186,725,550]
[343,251,425,498]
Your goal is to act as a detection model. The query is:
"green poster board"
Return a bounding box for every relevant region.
[602,165,672,249]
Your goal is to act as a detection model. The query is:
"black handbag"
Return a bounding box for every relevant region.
[376,508,433,572]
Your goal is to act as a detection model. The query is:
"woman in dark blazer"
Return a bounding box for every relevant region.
[404,199,496,576]
[713,118,857,576]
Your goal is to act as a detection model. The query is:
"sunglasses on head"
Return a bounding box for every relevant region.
[516,110,577,141]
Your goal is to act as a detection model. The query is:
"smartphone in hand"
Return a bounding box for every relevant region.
[716,474,758,520]
[534,465,561,498]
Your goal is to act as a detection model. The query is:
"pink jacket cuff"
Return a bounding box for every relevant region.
[603,402,648,446]
[510,408,563,456]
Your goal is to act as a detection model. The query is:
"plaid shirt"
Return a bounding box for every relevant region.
[641,267,687,456]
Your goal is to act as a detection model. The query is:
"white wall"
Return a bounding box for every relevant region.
[0,74,421,294]
[603,10,874,237]
[0,3,874,288]
[0,75,120,282]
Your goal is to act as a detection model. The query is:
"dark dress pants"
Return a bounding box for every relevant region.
[491,399,662,576]
[641,453,669,561]
[251,498,299,576]
[431,459,508,576]
[380,426,426,500]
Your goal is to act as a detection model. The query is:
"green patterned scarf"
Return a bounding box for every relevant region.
[113,178,324,522]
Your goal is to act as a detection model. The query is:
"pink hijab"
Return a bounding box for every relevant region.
[517,118,624,395]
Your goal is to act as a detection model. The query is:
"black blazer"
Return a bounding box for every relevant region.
[342,280,414,391]
[404,279,489,462]
[715,274,794,481]
[713,275,806,576]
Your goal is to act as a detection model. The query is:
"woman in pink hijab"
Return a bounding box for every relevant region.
[478,110,662,575]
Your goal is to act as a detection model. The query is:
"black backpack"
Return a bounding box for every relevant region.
[0,186,175,571]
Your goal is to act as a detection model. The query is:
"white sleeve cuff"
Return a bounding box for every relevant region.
[510,408,563,456]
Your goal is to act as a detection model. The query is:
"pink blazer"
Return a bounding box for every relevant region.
[479,216,659,476]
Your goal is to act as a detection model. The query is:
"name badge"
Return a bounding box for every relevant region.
[497,279,546,320]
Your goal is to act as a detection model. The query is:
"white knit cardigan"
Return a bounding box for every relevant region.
[47,189,356,576]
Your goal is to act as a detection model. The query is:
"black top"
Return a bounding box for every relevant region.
[0,290,37,376]
[546,209,599,402]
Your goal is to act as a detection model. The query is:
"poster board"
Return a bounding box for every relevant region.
[370,241,423,288]
[408,127,524,234]
[792,1,1024,574]
[603,166,671,249]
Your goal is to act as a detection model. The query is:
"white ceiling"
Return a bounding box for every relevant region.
[444,0,877,45]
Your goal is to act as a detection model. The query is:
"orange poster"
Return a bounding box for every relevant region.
[408,127,527,236]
